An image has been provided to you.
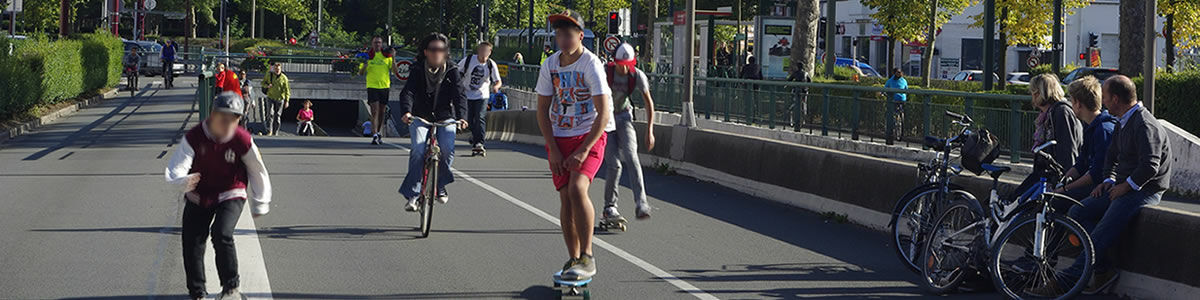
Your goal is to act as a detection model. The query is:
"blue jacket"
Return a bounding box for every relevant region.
[884,76,908,102]
[1073,111,1117,181]
[162,44,176,61]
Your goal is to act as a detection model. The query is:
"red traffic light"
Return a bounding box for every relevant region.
[1079,53,1086,60]
[609,13,618,20]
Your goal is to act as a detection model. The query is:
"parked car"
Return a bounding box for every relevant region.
[1006,72,1031,85]
[122,40,185,76]
[1060,67,1119,84]
[951,70,1000,82]
[833,58,881,78]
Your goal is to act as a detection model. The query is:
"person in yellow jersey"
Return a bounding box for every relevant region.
[360,36,403,145]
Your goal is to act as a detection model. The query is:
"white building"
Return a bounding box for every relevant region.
[822,0,1166,79]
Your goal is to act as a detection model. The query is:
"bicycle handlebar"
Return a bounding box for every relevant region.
[944,111,973,125]
[409,116,459,127]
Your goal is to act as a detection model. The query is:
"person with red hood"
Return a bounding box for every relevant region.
[214,64,243,98]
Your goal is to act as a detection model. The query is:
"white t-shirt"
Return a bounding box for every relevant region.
[535,50,614,137]
[458,56,502,100]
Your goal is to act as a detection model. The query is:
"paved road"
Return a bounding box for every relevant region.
[1,77,1115,299]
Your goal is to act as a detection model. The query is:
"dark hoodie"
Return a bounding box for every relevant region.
[399,60,467,122]
[1073,111,1118,181]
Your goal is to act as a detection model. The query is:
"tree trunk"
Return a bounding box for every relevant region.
[1165,13,1175,73]
[922,0,938,86]
[58,0,69,37]
[997,7,1008,89]
[1119,0,1145,77]
[646,0,657,65]
[790,0,820,77]
[188,1,196,39]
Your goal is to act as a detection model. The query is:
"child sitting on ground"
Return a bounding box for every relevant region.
[296,100,315,136]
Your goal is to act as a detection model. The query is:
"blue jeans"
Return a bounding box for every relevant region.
[603,109,647,208]
[398,118,457,199]
[1064,187,1162,276]
[467,100,486,146]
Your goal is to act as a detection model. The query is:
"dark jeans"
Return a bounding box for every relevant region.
[265,99,286,135]
[467,100,487,146]
[162,59,175,87]
[182,199,245,297]
[1063,188,1162,278]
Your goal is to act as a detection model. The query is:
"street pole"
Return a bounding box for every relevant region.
[527,0,533,61]
[133,0,140,40]
[681,0,697,127]
[251,0,255,39]
[318,0,323,42]
[1144,0,1156,113]
[824,0,836,77]
[982,0,995,90]
[1051,0,1063,74]
[387,0,393,45]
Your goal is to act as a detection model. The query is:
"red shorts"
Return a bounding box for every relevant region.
[547,133,608,190]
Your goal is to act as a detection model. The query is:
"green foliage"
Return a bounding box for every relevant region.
[861,0,977,43]
[1133,70,1200,135]
[970,0,1091,48]
[1160,0,1200,50]
[1029,63,1078,78]
[0,32,122,119]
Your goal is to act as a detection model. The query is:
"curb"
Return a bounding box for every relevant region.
[0,88,119,145]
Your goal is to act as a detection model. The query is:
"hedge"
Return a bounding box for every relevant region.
[0,33,122,119]
[1133,70,1200,135]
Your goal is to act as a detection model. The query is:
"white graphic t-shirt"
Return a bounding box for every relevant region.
[458,56,501,100]
[536,50,614,137]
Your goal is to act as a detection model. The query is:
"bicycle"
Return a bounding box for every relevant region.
[125,66,139,97]
[920,141,1094,299]
[890,111,974,273]
[409,116,459,238]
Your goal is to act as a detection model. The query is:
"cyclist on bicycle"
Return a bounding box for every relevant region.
[124,47,141,91]
[397,33,468,212]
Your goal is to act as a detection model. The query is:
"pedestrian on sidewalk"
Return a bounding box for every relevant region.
[164,92,272,300]
[1054,76,1117,204]
[360,37,403,145]
[884,68,908,142]
[601,43,656,222]
[787,65,812,131]
[296,100,316,136]
[456,41,503,155]
[239,70,256,129]
[536,10,613,282]
[162,40,177,89]
[263,63,291,136]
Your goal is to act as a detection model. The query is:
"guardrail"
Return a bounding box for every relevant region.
[501,64,1037,162]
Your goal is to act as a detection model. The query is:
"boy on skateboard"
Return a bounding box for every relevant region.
[601,43,656,228]
[536,10,614,281]
[165,92,273,300]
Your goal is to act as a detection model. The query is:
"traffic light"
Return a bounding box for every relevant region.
[1088,33,1099,48]
[818,17,827,48]
[607,11,620,34]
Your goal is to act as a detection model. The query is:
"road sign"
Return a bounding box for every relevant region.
[145,0,156,10]
[4,0,22,12]
[1027,56,1040,68]
[396,60,412,81]
[603,36,621,54]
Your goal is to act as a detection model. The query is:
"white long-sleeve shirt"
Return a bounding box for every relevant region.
[165,126,272,215]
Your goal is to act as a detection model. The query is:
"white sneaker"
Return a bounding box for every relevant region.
[404,196,419,212]
[436,189,449,204]
[635,203,652,220]
[602,206,621,219]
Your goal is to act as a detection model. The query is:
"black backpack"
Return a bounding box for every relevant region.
[961,128,1001,175]
[459,55,495,85]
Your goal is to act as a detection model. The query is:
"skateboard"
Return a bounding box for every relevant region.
[598,215,627,232]
[552,270,592,300]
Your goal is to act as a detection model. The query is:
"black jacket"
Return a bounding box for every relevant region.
[1104,105,1172,192]
[1045,101,1083,170]
[399,60,467,122]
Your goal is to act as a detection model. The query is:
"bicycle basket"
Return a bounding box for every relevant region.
[961,128,1000,175]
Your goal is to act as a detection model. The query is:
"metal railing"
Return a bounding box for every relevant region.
[501,64,1038,162]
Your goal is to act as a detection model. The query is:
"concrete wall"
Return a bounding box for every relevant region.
[484,109,1200,299]
[1162,121,1200,195]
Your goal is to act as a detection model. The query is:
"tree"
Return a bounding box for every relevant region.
[969,0,1091,88]
[789,0,818,79]
[1120,0,1146,77]
[862,0,976,86]
[1160,0,1200,72]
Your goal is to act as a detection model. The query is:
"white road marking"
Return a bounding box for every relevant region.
[384,141,717,300]
[203,205,274,299]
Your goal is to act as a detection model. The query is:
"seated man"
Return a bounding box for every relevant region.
[1039,75,1172,296]
[1054,76,1117,204]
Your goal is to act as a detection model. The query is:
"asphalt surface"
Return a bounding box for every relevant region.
[0,77,1120,299]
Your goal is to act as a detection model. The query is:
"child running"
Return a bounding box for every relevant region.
[536,10,614,281]
[296,100,315,136]
[164,92,272,300]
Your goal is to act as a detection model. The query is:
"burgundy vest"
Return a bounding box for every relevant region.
[185,125,253,207]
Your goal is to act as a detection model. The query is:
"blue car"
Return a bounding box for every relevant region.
[834,58,881,77]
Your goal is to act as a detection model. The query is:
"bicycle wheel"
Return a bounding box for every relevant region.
[990,213,1094,300]
[920,202,984,294]
[892,188,971,273]
[419,159,438,238]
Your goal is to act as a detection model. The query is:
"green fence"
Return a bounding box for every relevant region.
[196,71,215,120]
[502,64,1038,162]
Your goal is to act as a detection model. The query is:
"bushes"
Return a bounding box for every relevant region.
[1133,70,1200,134]
[0,33,122,119]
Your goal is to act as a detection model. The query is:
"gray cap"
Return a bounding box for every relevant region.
[212,91,245,116]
